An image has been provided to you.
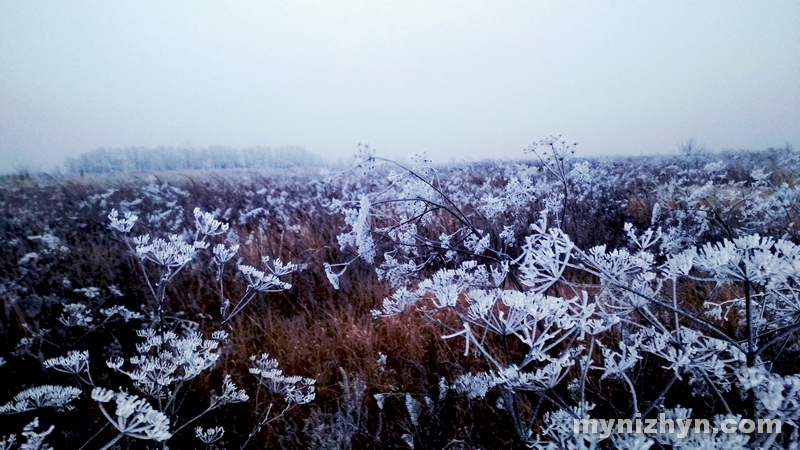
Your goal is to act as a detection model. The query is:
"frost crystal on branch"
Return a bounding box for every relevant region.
[453,372,497,400]
[373,287,418,317]
[355,196,376,263]
[405,393,421,426]
[323,262,344,290]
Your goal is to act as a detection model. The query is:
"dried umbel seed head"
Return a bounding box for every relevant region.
[91,388,171,442]
[108,209,138,233]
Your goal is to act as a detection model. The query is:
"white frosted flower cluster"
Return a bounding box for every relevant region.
[371,287,417,317]
[738,366,800,422]
[195,426,225,444]
[599,342,641,380]
[0,417,55,450]
[74,286,100,299]
[101,305,144,322]
[466,290,545,336]
[108,328,225,398]
[58,303,93,327]
[213,243,239,265]
[133,234,198,269]
[453,372,497,400]
[213,375,249,405]
[517,218,574,295]
[534,403,599,450]
[0,385,82,414]
[416,261,486,309]
[696,235,799,286]
[375,253,420,289]
[91,387,171,441]
[585,245,654,282]
[238,256,297,292]
[43,350,89,374]
[454,358,575,403]
[194,207,229,236]
[524,134,578,164]
[249,353,316,405]
[637,328,744,393]
[108,208,138,233]
[499,357,574,392]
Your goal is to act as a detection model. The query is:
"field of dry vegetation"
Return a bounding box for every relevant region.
[1,142,799,449]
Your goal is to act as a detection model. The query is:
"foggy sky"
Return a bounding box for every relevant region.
[1,1,798,173]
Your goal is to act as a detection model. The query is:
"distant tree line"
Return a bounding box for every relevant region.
[65,145,327,174]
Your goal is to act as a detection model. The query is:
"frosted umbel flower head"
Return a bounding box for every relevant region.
[43,350,89,374]
[134,234,197,269]
[108,209,138,233]
[196,426,225,445]
[238,257,295,292]
[108,328,226,398]
[194,207,229,236]
[91,387,171,442]
[0,385,82,414]
[213,243,239,265]
[249,353,316,405]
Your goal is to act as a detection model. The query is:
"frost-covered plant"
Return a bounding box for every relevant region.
[524,134,579,228]
[195,425,225,448]
[95,206,304,446]
[57,303,92,328]
[42,350,89,375]
[330,139,800,447]
[0,205,308,448]
[91,387,172,447]
[224,257,298,324]
[106,328,226,399]
[249,353,316,405]
[108,209,138,233]
[3,139,798,448]
[305,368,367,450]
[240,353,316,448]
[0,386,81,414]
[691,235,800,419]
[0,417,55,450]
[650,148,800,250]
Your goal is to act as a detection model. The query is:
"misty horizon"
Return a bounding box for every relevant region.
[2,1,799,174]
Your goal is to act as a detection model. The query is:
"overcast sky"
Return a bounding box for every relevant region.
[1,1,798,173]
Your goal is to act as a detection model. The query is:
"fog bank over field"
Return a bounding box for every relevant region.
[64,146,328,174]
[1,1,799,173]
